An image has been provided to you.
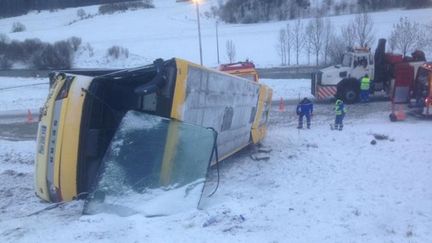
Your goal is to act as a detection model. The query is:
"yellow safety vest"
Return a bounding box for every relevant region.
[360,77,370,91]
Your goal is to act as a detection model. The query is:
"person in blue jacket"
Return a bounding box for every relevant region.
[296,97,313,129]
[334,99,347,130]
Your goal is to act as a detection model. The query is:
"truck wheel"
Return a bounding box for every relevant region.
[341,86,359,104]
[389,113,397,122]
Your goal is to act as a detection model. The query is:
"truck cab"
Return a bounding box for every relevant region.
[312,49,374,103]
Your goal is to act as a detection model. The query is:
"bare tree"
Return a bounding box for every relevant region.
[389,17,423,56]
[286,23,293,65]
[77,9,86,19]
[328,35,346,64]
[305,30,312,65]
[276,29,288,65]
[226,40,236,63]
[352,13,375,48]
[388,33,397,52]
[341,24,355,49]
[293,19,305,65]
[323,18,334,65]
[306,16,324,66]
[0,33,9,43]
[425,22,432,52]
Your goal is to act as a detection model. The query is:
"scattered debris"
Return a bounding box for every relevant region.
[222,225,242,233]
[373,134,389,140]
[258,147,272,153]
[352,209,361,216]
[305,143,318,148]
[406,225,414,238]
[250,153,270,161]
[202,217,219,227]
[251,145,272,161]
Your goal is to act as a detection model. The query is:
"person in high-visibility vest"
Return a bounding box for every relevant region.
[334,99,347,131]
[360,74,371,102]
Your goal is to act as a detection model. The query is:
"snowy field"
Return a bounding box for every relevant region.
[0,78,48,112]
[0,1,431,241]
[0,81,431,242]
[0,0,430,68]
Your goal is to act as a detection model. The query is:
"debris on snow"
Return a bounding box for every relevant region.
[372,133,389,140]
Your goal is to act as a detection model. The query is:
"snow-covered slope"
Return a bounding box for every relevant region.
[0,0,430,67]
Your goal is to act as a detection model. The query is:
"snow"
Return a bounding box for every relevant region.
[0,78,48,112]
[0,0,430,68]
[1,80,432,242]
[0,1,431,241]
[260,78,312,100]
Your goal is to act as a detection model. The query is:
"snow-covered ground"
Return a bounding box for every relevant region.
[0,78,48,112]
[0,0,430,68]
[0,80,431,242]
[260,78,312,101]
[0,1,431,241]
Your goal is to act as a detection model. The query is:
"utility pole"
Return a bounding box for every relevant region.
[216,20,220,64]
[194,0,203,66]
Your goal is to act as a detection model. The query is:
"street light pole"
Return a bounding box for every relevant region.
[216,20,220,64]
[194,0,203,66]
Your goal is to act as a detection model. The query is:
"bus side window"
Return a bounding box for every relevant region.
[221,107,234,131]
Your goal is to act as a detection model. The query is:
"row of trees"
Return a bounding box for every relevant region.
[0,34,132,69]
[217,0,432,24]
[276,13,431,66]
[0,36,81,69]
[357,0,432,10]
[218,0,311,23]
[0,0,140,18]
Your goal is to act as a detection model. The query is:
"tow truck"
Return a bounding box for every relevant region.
[219,61,259,82]
[311,39,426,104]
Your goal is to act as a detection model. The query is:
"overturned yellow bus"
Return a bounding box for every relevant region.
[35,58,272,206]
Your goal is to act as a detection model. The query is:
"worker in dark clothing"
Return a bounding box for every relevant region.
[360,74,371,102]
[334,99,347,131]
[296,98,313,129]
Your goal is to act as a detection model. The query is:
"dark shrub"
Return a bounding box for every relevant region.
[22,39,44,60]
[6,40,25,61]
[77,9,87,19]
[67,36,82,51]
[32,41,73,69]
[0,55,12,69]
[107,45,129,59]
[99,1,154,15]
[11,22,26,33]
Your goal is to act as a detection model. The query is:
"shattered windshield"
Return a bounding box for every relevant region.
[84,111,215,217]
